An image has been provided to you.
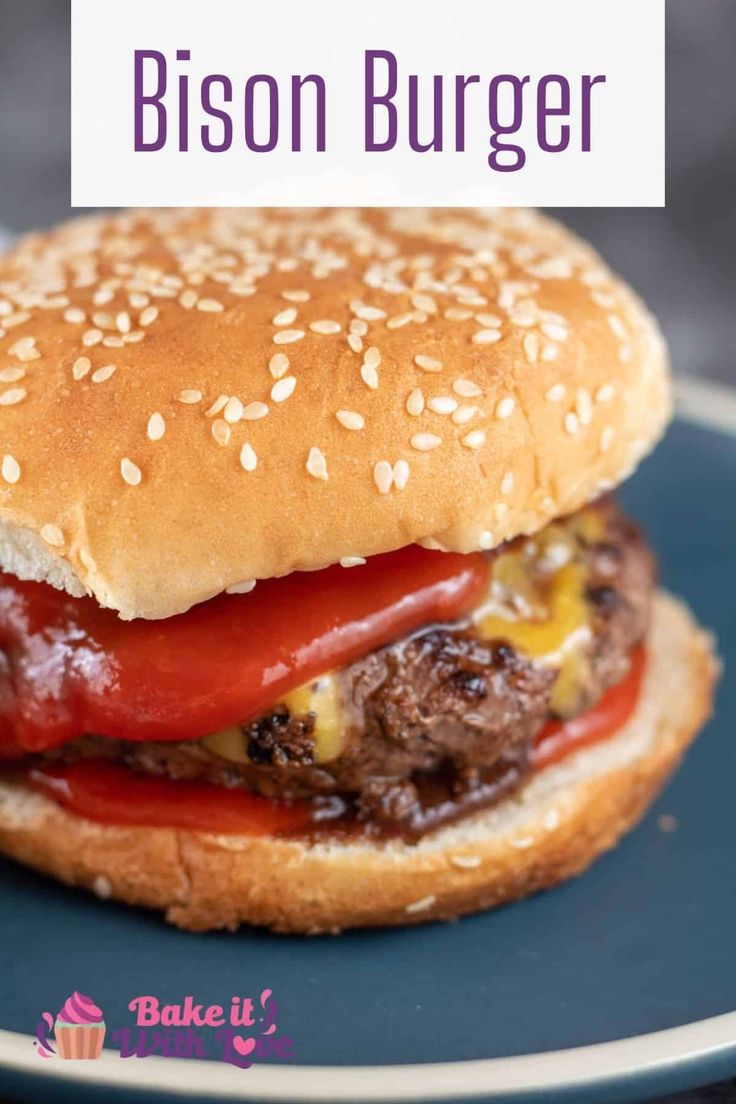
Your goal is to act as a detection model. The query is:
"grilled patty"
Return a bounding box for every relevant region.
[53,498,655,834]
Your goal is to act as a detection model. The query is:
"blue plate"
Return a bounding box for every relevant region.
[1,376,735,1104]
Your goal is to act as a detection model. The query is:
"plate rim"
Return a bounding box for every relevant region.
[1,372,734,1103]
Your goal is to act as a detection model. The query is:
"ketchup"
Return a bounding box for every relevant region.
[533,648,646,769]
[0,546,489,756]
[26,651,648,838]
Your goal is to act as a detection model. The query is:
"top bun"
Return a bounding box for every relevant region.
[0,208,670,620]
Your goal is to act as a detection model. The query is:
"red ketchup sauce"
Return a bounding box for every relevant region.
[0,545,489,756]
[533,647,646,769]
[25,650,648,838]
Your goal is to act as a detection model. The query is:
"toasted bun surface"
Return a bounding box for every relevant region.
[0,208,669,619]
[0,592,716,933]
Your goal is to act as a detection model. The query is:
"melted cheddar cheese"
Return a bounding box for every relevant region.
[203,676,344,764]
[474,509,603,716]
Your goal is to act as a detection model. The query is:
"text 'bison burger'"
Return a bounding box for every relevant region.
[0,209,717,933]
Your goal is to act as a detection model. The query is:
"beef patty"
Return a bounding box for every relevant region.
[52,498,655,835]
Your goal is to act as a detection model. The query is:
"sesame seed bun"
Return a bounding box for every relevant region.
[0,208,670,620]
[0,592,716,933]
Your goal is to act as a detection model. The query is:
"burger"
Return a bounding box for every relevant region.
[0,208,717,933]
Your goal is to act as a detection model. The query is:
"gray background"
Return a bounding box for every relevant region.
[0,3,734,1103]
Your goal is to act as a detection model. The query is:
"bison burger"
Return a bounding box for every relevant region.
[0,208,717,933]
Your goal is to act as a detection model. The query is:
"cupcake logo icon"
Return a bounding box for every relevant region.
[35,992,106,1060]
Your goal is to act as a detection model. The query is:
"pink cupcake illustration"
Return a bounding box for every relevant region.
[52,992,106,1059]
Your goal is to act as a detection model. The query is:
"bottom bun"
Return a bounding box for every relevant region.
[0,591,717,934]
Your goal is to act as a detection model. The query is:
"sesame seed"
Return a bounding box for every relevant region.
[116,311,131,334]
[428,395,458,415]
[41,523,64,547]
[453,378,482,398]
[64,307,86,324]
[350,319,368,336]
[205,394,229,417]
[306,446,328,481]
[347,333,363,354]
[361,363,379,390]
[600,426,615,453]
[197,298,224,313]
[273,329,305,345]
[242,402,269,420]
[147,412,165,441]
[0,367,25,383]
[405,895,436,914]
[1,454,20,484]
[271,376,297,403]
[540,322,568,342]
[273,308,298,326]
[179,289,198,309]
[406,388,425,416]
[353,302,386,322]
[472,328,502,345]
[227,578,257,594]
[139,306,159,327]
[414,354,443,373]
[92,312,113,330]
[452,405,478,425]
[595,383,615,403]
[0,388,26,406]
[9,337,40,362]
[575,388,593,426]
[282,289,311,303]
[501,472,515,495]
[91,363,116,384]
[178,389,203,404]
[120,457,142,486]
[82,328,103,347]
[221,396,243,424]
[476,312,502,328]
[545,384,566,403]
[564,412,580,436]
[364,346,381,368]
[310,319,341,334]
[3,311,30,329]
[102,336,125,349]
[495,396,516,420]
[608,314,627,339]
[340,556,366,568]
[211,419,231,446]
[462,430,486,450]
[393,459,410,490]
[386,312,413,330]
[478,530,495,550]
[336,409,365,431]
[541,342,560,362]
[411,433,442,452]
[450,854,481,870]
[373,460,393,494]
[72,356,91,380]
[523,332,539,364]
[239,442,258,471]
[444,307,473,321]
[269,353,290,379]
